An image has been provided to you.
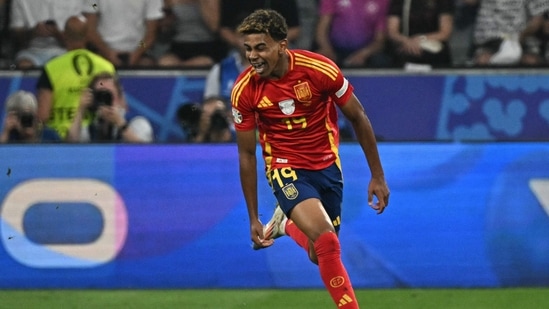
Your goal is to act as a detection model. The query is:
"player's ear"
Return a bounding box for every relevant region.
[278,39,288,55]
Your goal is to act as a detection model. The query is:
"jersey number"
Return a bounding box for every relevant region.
[282,117,307,130]
[269,167,298,188]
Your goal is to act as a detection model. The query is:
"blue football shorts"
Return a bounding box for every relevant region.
[266,163,343,231]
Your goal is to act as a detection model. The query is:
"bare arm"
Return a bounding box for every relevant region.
[36,88,53,123]
[236,129,259,222]
[287,26,301,45]
[219,27,240,49]
[425,14,453,42]
[315,14,337,61]
[200,0,220,33]
[344,29,386,66]
[84,12,119,65]
[387,15,406,44]
[236,129,270,246]
[67,89,93,142]
[130,19,159,65]
[520,15,545,41]
[340,93,390,213]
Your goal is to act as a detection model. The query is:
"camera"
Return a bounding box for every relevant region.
[18,112,35,128]
[210,109,229,131]
[89,89,113,112]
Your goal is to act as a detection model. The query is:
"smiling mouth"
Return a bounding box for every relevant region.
[251,62,266,74]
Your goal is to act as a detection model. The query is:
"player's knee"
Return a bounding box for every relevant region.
[313,231,341,258]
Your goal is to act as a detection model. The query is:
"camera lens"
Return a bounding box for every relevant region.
[89,89,113,112]
[19,113,35,128]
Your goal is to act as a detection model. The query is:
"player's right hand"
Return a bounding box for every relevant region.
[250,220,274,250]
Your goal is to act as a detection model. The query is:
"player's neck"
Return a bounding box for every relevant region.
[268,52,289,80]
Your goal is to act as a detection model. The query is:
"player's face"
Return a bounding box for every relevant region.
[243,33,287,79]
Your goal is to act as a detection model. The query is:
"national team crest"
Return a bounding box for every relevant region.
[293,81,312,102]
[282,183,299,200]
[278,99,295,115]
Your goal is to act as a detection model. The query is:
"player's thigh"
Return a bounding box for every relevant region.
[290,197,335,241]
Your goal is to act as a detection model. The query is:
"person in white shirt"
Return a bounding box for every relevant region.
[9,0,85,68]
[82,0,164,67]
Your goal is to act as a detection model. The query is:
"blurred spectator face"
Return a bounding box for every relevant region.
[3,91,40,142]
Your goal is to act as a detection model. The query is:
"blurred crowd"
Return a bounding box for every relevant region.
[0,0,548,70]
[1,0,549,144]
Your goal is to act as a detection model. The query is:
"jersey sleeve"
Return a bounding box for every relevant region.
[329,73,353,107]
[315,53,354,106]
[230,71,256,131]
[36,68,53,90]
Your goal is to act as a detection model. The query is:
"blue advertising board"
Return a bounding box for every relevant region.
[1,69,548,142]
[1,143,548,288]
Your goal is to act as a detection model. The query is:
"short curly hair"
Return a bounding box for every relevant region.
[236,9,288,41]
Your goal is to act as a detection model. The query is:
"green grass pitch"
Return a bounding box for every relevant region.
[0,288,548,309]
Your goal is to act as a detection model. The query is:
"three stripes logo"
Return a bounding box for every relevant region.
[258,96,273,109]
[338,294,354,307]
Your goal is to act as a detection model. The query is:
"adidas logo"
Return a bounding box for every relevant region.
[257,96,273,108]
[338,294,354,307]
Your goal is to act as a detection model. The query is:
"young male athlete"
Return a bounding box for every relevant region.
[231,9,390,308]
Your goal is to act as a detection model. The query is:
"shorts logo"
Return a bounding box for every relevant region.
[293,81,312,102]
[232,108,243,124]
[282,183,299,200]
[330,276,345,288]
[278,99,295,115]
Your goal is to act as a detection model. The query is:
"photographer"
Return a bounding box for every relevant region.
[1,91,61,143]
[177,96,234,143]
[67,72,153,143]
[36,15,116,140]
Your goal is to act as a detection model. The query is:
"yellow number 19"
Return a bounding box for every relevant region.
[282,117,307,130]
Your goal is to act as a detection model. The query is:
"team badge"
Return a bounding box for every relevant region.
[282,183,299,200]
[232,108,243,124]
[278,99,295,115]
[293,81,312,102]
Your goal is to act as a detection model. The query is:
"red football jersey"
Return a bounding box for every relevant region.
[231,49,354,171]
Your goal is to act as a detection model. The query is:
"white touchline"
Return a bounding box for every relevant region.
[529,179,549,217]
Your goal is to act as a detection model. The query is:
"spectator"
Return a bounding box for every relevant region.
[176,101,202,142]
[156,0,225,68]
[203,32,249,102]
[219,0,301,52]
[177,96,233,143]
[82,0,163,68]
[36,15,116,140]
[1,90,61,143]
[471,0,549,66]
[67,72,154,143]
[0,0,11,67]
[521,11,549,66]
[386,0,455,69]
[315,0,391,68]
[294,0,319,51]
[449,0,479,66]
[8,0,85,69]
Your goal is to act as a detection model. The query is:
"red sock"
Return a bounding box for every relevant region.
[285,220,309,252]
[314,232,358,309]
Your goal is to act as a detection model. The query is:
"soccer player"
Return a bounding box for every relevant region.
[231,9,390,309]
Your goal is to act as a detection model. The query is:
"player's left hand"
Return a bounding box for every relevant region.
[368,176,390,214]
